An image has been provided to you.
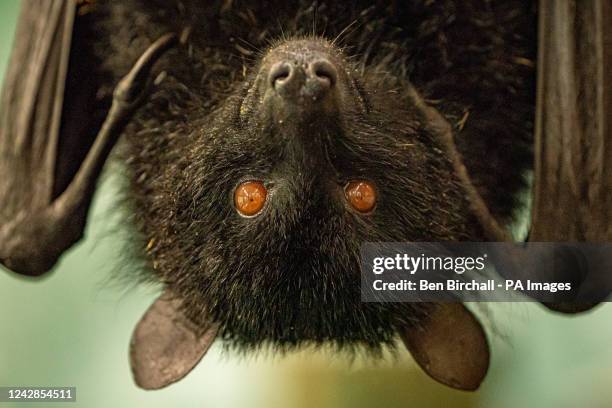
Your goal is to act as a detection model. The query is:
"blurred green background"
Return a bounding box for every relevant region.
[1,1,611,407]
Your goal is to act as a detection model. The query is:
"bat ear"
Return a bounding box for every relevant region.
[399,303,489,391]
[130,290,218,390]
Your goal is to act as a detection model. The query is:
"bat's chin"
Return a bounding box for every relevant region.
[174,246,431,352]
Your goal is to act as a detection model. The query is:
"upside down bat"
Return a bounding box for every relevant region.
[0,0,610,392]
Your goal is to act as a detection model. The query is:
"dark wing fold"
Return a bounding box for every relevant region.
[532,0,612,242]
[529,0,612,313]
[0,0,80,275]
[0,1,177,276]
[0,0,75,215]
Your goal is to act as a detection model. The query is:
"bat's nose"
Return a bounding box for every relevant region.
[268,57,338,101]
[253,39,348,119]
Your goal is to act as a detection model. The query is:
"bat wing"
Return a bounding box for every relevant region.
[529,0,612,312]
[0,0,99,275]
[0,1,177,276]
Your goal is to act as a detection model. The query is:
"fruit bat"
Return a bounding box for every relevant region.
[0,0,609,392]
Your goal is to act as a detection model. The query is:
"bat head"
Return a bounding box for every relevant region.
[146,37,482,348]
[129,36,489,390]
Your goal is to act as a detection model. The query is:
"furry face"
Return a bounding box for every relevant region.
[126,35,487,351]
[97,0,534,353]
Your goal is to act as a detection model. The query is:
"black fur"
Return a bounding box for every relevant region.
[90,0,535,351]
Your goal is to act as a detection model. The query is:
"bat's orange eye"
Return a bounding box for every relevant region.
[234,181,267,216]
[345,180,377,213]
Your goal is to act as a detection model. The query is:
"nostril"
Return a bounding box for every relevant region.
[269,62,292,89]
[310,59,337,87]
